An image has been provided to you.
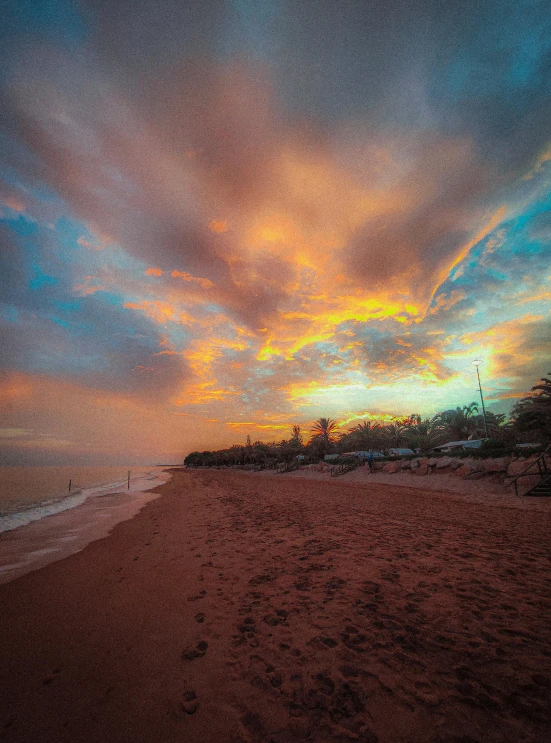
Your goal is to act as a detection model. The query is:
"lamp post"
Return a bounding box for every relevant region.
[472,359,489,438]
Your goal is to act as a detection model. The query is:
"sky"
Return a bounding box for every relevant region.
[1,0,550,465]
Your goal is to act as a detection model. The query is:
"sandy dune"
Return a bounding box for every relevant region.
[1,469,550,742]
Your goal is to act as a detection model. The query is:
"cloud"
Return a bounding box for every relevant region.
[0,427,32,439]
[5,38,541,331]
[0,222,189,399]
[1,1,551,460]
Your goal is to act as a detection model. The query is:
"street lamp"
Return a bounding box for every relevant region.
[472,359,489,438]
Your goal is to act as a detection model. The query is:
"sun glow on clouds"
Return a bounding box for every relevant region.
[1,1,551,462]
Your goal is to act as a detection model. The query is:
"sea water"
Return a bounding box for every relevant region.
[0,465,170,532]
[0,465,177,584]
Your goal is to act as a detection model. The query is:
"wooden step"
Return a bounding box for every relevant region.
[523,473,551,497]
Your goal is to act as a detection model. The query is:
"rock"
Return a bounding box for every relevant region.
[436,456,454,469]
[415,464,429,476]
[383,461,402,473]
[483,457,511,473]
[428,458,438,467]
[410,459,419,469]
[454,464,472,478]
[450,459,463,469]
[454,458,481,475]
[400,460,411,469]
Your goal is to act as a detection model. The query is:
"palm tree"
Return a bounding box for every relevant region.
[291,425,303,445]
[511,373,551,441]
[349,420,382,450]
[402,416,442,451]
[382,421,406,448]
[474,411,506,438]
[432,403,480,441]
[309,418,339,456]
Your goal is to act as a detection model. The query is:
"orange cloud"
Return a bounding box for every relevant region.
[0,374,33,406]
[73,276,103,296]
[429,290,467,315]
[425,206,507,313]
[171,270,214,289]
[4,196,25,212]
[124,300,197,326]
[77,236,106,251]
[145,267,164,276]
[209,219,229,233]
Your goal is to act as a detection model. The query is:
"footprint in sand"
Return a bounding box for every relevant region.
[237,617,256,636]
[262,609,288,626]
[187,590,207,601]
[182,690,199,715]
[181,641,208,660]
[194,612,206,623]
[318,636,338,648]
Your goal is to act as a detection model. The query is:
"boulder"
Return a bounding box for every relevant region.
[428,458,438,467]
[450,459,463,470]
[400,460,411,470]
[455,459,486,478]
[410,459,419,469]
[483,457,511,473]
[414,464,429,476]
[383,461,402,474]
[454,464,472,478]
[436,456,454,469]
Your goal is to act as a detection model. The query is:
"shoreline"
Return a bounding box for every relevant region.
[1,469,550,742]
[0,469,172,585]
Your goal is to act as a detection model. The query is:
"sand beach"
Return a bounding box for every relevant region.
[1,468,550,743]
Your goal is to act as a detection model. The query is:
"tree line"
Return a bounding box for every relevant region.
[184,372,551,467]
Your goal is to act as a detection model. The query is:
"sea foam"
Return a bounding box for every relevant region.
[0,472,162,534]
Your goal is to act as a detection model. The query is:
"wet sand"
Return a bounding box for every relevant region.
[1,469,550,743]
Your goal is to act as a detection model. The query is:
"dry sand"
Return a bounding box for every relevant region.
[1,469,550,743]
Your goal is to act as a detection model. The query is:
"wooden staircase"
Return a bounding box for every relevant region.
[505,445,551,496]
[277,460,301,474]
[523,472,551,497]
[331,457,361,477]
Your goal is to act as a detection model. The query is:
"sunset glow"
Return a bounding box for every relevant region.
[1,0,550,464]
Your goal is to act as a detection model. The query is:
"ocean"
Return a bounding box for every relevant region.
[0,465,177,584]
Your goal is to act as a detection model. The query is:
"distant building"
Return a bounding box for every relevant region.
[432,439,486,453]
[388,448,415,457]
[343,450,384,459]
